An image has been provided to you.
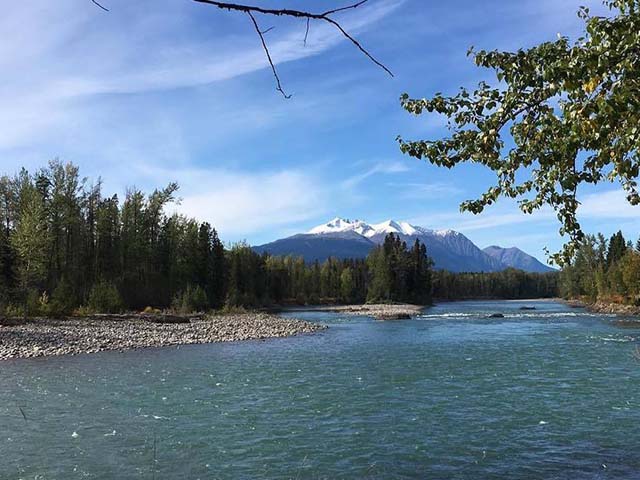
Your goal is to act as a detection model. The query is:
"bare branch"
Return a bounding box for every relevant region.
[193,1,393,79]
[320,0,369,16]
[322,16,394,77]
[91,0,109,12]
[304,18,310,47]
[247,11,291,98]
[90,0,393,94]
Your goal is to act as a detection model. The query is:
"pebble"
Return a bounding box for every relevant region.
[0,313,326,360]
[319,303,424,320]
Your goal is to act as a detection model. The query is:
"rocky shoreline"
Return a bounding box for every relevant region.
[586,301,640,317]
[564,299,640,318]
[314,303,425,320]
[0,313,326,360]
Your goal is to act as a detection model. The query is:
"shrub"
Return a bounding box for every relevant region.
[221,304,247,314]
[172,285,209,314]
[73,305,94,317]
[88,281,123,314]
[48,279,77,317]
[4,303,25,318]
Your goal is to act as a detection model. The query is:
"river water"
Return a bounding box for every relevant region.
[1,300,639,479]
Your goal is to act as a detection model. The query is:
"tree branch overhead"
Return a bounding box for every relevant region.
[191,1,394,96]
[90,0,393,97]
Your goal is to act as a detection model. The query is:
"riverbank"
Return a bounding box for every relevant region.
[310,303,425,320]
[564,298,640,317]
[587,301,640,317]
[0,313,325,360]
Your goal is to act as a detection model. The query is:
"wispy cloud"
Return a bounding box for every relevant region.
[579,189,639,219]
[160,167,329,240]
[341,160,410,189]
[0,0,404,151]
[388,181,463,199]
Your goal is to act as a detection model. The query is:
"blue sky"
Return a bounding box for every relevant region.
[1,0,638,263]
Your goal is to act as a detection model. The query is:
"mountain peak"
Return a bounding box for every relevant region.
[309,217,436,238]
[483,245,555,273]
[259,217,550,273]
[434,228,458,237]
[308,217,372,236]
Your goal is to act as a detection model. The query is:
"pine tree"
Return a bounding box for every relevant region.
[340,267,355,303]
[606,231,627,267]
[11,185,49,310]
[209,228,227,308]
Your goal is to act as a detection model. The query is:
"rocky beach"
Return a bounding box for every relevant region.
[587,301,640,317]
[564,299,640,318]
[0,313,325,360]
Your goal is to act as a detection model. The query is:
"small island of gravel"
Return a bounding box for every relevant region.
[312,303,425,320]
[0,313,325,360]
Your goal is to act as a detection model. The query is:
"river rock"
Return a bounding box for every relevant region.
[0,313,326,360]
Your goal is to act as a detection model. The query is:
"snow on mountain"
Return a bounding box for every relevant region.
[365,220,420,237]
[307,217,374,236]
[309,217,425,238]
[258,217,550,273]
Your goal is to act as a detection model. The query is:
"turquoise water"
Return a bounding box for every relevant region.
[1,300,640,479]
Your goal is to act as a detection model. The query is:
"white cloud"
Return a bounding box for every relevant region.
[159,167,328,239]
[406,188,639,236]
[407,205,554,233]
[0,0,404,151]
[388,181,462,199]
[341,160,410,189]
[579,189,639,219]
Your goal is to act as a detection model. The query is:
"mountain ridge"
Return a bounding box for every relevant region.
[255,217,553,273]
[482,245,556,273]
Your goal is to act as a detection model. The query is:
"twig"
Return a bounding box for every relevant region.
[304,18,310,46]
[322,16,394,77]
[193,0,394,92]
[91,0,109,12]
[90,0,394,94]
[192,0,369,19]
[294,454,309,480]
[322,0,369,16]
[18,405,27,422]
[247,11,291,98]
[152,433,157,480]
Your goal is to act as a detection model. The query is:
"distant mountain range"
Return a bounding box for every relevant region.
[482,245,555,273]
[254,217,556,273]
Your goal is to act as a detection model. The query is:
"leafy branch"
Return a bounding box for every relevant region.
[398,0,640,265]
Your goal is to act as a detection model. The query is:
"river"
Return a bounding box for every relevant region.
[1,300,639,479]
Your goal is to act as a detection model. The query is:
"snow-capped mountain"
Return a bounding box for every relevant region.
[306,217,459,239]
[307,218,375,236]
[255,217,552,273]
[253,230,375,264]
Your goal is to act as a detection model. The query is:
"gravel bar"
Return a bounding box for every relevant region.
[0,313,326,360]
[316,304,425,320]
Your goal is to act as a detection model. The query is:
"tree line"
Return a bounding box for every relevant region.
[432,269,559,300]
[225,233,433,307]
[559,230,640,305]
[0,161,560,317]
[0,161,434,316]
